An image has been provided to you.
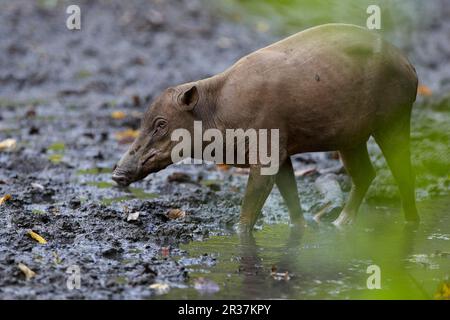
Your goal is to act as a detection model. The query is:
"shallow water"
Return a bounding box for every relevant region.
[163,198,449,299]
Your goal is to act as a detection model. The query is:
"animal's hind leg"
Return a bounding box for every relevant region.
[333,142,375,227]
[373,112,419,222]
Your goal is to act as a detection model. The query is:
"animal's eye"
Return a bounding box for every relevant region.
[153,118,167,132]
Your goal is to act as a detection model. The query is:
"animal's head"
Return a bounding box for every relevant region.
[112,84,199,186]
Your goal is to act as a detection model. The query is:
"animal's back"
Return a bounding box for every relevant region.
[219,23,417,152]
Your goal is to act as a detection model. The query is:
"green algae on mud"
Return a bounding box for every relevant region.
[86,181,159,205]
[77,167,112,175]
[46,142,65,164]
[163,197,450,300]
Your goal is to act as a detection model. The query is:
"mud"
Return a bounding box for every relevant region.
[0,0,448,299]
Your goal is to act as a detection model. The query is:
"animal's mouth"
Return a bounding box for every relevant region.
[112,167,132,187]
[141,150,159,166]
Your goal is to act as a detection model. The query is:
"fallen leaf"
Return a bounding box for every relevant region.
[18,263,36,280]
[28,230,47,244]
[31,183,45,191]
[161,247,170,257]
[0,194,12,205]
[149,282,170,295]
[127,211,140,221]
[115,129,139,144]
[216,164,231,171]
[111,111,126,120]
[418,84,432,96]
[167,208,186,220]
[0,138,17,152]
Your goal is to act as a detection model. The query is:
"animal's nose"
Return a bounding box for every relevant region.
[112,171,130,187]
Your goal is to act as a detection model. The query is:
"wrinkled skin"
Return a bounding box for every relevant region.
[113,23,419,232]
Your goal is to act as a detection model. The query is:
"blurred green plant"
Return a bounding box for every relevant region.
[219,0,424,37]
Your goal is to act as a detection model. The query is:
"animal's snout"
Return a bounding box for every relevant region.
[112,166,131,187]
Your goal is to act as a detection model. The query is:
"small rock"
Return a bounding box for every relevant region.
[167,172,193,183]
[69,198,81,209]
[29,126,39,135]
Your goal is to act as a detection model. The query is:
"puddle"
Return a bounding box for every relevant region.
[162,197,450,299]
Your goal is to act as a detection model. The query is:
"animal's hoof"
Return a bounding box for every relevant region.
[332,212,355,228]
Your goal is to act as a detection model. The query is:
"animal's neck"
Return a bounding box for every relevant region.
[194,75,225,130]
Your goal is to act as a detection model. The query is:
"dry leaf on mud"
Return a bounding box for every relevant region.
[18,263,36,280]
[149,282,170,295]
[417,84,432,96]
[0,194,12,205]
[216,164,231,171]
[27,230,47,244]
[111,111,126,120]
[115,129,139,144]
[31,182,45,191]
[167,208,186,220]
[161,247,170,257]
[127,211,140,221]
[0,138,17,152]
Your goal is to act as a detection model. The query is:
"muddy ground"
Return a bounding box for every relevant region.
[0,0,448,299]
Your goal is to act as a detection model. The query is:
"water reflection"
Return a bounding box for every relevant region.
[237,226,304,299]
[170,199,449,299]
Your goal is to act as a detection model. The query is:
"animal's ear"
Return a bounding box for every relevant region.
[177,85,199,111]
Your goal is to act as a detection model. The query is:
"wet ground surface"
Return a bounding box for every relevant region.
[0,0,448,299]
[167,197,450,299]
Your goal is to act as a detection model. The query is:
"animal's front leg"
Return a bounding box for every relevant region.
[238,166,276,233]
